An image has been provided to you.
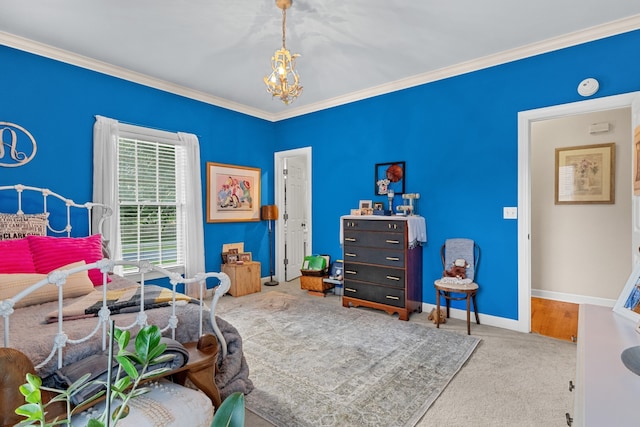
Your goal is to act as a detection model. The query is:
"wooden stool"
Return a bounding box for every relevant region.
[434,279,480,335]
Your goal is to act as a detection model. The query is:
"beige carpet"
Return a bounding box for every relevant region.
[216,280,576,427]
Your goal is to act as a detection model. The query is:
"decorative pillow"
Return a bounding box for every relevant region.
[27,234,107,286]
[0,213,48,241]
[0,261,94,308]
[0,238,36,273]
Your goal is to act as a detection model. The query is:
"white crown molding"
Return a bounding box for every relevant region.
[276,13,640,121]
[0,31,273,121]
[2,13,640,122]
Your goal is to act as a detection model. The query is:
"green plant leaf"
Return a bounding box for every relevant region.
[87,419,105,427]
[113,376,132,392]
[211,392,245,427]
[116,355,139,379]
[148,353,174,365]
[147,343,168,362]
[18,383,35,397]
[26,373,42,388]
[135,325,161,361]
[14,403,42,417]
[141,367,171,380]
[115,328,130,350]
[129,387,151,398]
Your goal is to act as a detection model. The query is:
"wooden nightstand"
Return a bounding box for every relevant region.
[222,261,261,296]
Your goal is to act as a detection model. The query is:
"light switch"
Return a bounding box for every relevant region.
[503,207,517,219]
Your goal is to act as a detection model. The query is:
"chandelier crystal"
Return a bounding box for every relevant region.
[264,0,302,105]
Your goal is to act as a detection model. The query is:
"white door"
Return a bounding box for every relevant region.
[283,156,308,280]
[274,147,312,283]
[632,96,640,264]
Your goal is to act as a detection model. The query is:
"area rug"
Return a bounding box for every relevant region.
[218,291,480,427]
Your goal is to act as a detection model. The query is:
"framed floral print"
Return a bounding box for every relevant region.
[206,162,260,222]
[555,143,615,204]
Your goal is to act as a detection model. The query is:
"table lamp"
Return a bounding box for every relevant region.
[261,205,279,286]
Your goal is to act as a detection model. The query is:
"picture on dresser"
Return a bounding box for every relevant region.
[613,264,640,322]
[375,161,405,195]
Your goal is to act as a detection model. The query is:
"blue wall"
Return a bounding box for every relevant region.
[274,29,640,320]
[2,29,640,320]
[0,44,276,283]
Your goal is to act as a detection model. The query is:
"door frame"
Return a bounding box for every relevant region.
[274,147,312,283]
[517,91,639,333]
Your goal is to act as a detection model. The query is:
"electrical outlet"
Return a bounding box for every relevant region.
[503,207,518,219]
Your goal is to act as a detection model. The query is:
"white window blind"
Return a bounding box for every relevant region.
[117,134,187,274]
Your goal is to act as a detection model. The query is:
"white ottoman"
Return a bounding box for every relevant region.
[71,380,214,427]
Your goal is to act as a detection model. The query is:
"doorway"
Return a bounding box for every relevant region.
[517,92,640,333]
[274,147,312,283]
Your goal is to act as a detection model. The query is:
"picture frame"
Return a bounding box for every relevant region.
[375,161,405,196]
[239,252,252,262]
[554,143,615,204]
[373,202,384,211]
[613,264,640,323]
[207,162,261,222]
[359,200,372,210]
[226,253,239,264]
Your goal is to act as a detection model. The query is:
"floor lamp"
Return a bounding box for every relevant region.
[261,205,279,286]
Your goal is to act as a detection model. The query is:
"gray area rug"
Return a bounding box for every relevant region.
[218,291,480,427]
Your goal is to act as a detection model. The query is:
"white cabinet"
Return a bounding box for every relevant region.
[573,304,640,426]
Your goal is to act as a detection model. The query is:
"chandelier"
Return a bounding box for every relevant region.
[263,0,302,105]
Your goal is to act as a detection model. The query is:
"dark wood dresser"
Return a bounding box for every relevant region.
[341,216,425,320]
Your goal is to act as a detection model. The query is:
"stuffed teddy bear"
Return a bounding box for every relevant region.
[428,307,446,324]
[443,258,469,279]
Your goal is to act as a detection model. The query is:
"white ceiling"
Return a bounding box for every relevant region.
[1,1,640,121]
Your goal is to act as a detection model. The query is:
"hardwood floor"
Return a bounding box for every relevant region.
[531,297,579,342]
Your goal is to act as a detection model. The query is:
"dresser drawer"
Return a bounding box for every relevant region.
[343,281,405,308]
[343,246,405,268]
[343,263,405,288]
[343,230,406,248]
[343,219,405,233]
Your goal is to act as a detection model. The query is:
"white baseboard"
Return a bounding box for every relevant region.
[422,303,521,332]
[531,289,615,307]
[421,291,616,334]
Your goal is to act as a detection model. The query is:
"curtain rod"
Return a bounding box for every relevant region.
[101,116,203,139]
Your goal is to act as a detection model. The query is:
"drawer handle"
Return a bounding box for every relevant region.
[565,413,573,426]
[345,287,357,293]
[345,237,356,242]
[387,223,398,229]
[385,240,400,244]
[345,253,357,257]
[568,381,574,392]
[385,256,400,261]
[386,295,400,300]
[345,270,358,275]
[386,275,401,281]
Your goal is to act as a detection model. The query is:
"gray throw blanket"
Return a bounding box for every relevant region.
[215,316,254,399]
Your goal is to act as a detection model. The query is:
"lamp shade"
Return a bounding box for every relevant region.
[261,205,279,221]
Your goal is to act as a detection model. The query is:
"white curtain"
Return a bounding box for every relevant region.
[92,116,205,282]
[92,115,122,262]
[177,132,205,279]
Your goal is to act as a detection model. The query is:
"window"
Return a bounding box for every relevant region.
[93,116,205,286]
[117,135,186,273]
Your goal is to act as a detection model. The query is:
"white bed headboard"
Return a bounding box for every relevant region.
[0,184,112,238]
